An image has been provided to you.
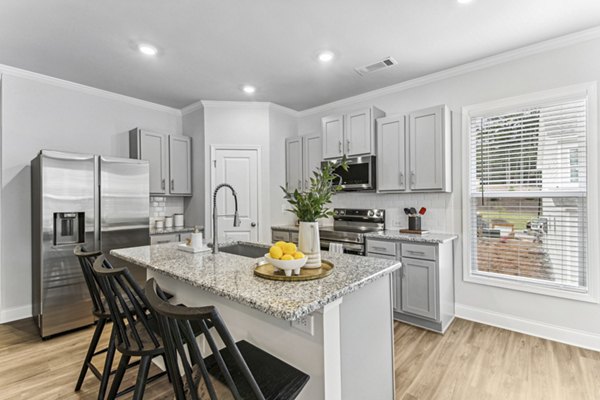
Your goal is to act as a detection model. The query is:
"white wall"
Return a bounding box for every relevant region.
[298,37,600,348]
[183,106,206,228]
[0,73,182,321]
[269,106,298,227]
[202,102,272,242]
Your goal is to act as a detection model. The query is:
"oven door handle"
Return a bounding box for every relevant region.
[320,239,364,254]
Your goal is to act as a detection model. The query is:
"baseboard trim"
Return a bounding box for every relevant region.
[0,305,32,324]
[456,303,600,352]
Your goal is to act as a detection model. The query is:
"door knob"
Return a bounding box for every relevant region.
[251,222,257,227]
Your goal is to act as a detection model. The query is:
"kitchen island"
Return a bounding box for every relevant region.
[111,242,401,400]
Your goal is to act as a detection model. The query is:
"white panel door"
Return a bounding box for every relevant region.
[302,133,322,190]
[285,137,303,192]
[140,130,167,194]
[169,135,192,195]
[345,108,371,156]
[212,148,259,242]
[409,106,444,190]
[377,116,406,192]
[322,115,344,159]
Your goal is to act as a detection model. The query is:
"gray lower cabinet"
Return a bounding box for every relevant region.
[271,228,291,243]
[150,232,193,245]
[400,257,437,320]
[366,238,454,333]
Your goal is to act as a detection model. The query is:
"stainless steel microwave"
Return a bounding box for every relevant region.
[323,156,376,191]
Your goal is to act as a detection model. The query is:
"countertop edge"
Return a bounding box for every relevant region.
[111,248,401,321]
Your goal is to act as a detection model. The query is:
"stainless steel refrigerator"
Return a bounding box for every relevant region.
[31,150,149,338]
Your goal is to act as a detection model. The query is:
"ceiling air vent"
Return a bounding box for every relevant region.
[355,57,398,76]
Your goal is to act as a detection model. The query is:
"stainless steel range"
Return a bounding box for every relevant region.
[319,208,385,255]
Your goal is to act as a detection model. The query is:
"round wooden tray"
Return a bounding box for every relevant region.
[254,260,334,281]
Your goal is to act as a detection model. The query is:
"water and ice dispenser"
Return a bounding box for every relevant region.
[53,212,85,246]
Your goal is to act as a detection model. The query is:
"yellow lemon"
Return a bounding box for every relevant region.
[280,254,294,261]
[293,251,305,259]
[275,241,287,249]
[282,242,297,255]
[269,245,283,259]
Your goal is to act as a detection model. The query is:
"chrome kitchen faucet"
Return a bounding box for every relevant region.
[212,183,241,254]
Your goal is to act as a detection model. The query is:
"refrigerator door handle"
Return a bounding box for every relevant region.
[161,179,165,191]
[171,179,174,191]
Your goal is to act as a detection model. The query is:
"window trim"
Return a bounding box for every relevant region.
[461,82,599,303]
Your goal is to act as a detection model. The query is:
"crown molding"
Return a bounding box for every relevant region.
[0,63,182,116]
[200,100,272,110]
[181,100,203,115]
[268,102,300,117]
[297,25,600,118]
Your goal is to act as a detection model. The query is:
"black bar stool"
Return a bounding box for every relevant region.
[145,278,310,400]
[92,255,171,400]
[73,246,117,400]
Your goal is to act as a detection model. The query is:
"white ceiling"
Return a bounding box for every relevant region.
[1,0,600,111]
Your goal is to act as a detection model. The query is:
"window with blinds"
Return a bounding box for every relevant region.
[468,95,588,293]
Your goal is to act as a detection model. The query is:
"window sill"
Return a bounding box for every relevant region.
[464,272,599,304]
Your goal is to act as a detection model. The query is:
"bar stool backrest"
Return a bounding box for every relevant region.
[144,278,265,400]
[74,245,108,317]
[92,255,161,354]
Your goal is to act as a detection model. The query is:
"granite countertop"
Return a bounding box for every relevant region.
[150,226,203,236]
[364,230,458,244]
[271,225,300,232]
[111,241,401,321]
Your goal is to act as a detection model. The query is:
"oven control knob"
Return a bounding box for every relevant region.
[375,210,383,218]
[334,210,339,215]
[367,210,374,217]
[339,210,345,215]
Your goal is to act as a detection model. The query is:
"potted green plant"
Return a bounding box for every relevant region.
[281,157,348,268]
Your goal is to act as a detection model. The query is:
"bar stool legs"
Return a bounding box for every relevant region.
[75,317,108,393]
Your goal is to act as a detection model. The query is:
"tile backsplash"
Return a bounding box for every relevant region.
[331,191,459,233]
[149,196,184,225]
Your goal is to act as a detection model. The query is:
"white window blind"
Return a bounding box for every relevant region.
[469,96,588,292]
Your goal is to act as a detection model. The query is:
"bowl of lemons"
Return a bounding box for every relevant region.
[265,241,307,277]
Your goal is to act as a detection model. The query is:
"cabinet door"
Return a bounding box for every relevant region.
[302,133,321,190]
[169,135,192,195]
[150,234,179,245]
[322,115,344,159]
[140,131,168,194]
[377,116,406,192]
[409,106,445,190]
[345,108,372,156]
[401,257,437,320]
[285,137,303,192]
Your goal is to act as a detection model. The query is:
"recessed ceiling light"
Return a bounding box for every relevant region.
[138,44,158,56]
[317,50,335,63]
[457,0,473,4]
[242,85,256,94]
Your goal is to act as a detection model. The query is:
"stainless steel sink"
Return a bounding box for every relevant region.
[218,243,267,258]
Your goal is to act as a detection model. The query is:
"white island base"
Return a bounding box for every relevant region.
[149,270,396,400]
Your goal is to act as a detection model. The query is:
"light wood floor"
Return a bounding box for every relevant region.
[1,317,600,399]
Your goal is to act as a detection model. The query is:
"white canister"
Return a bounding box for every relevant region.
[155,219,164,229]
[174,213,184,227]
[165,216,173,228]
[191,231,204,249]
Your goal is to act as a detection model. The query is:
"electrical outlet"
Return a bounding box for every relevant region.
[291,315,314,335]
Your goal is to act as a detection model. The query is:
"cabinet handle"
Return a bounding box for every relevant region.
[407,250,426,255]
[372,246,387,252]
[346,139,351,153]
[171,179,175,191]
[410,171,416,185]
[399,172,404,185]
[161,179,165,190]
[157,240,170,244]
[298,179,302,190]
[338,140,343,154]
[305,179,309,189]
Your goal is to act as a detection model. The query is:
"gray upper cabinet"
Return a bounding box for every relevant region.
[285,137,303,192]
[286,134,322,193]
[322,115,344,159]
[322,107,385,160]
[408,105,451,192]
[169,135,192,195]
[302,133,322,189]
[130,128,168,194]
[376,115,406,192]
[129,128,192,196]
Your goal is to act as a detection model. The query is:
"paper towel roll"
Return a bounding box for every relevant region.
[191,232,203,249]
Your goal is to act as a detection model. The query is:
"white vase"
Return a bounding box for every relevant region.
[298,221,322,268]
